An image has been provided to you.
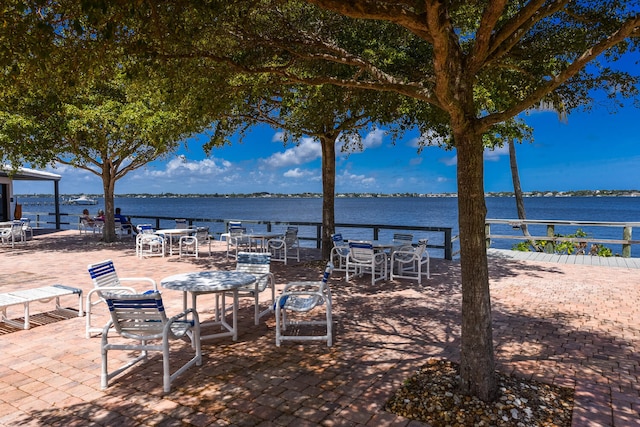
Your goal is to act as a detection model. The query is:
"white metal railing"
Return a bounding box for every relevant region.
[485,218,640,257]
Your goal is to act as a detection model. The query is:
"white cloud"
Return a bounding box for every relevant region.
[337,170,376,187]
[261,137,321,168]
[409,130,446,148]
[141,156,233,178]
[362,129,385,149]
[272,131,285,142]
[484,145,509,162]
[283,168,312,178]
[409,157,423,166]
[337,128,386,154]
[441,155,457,166]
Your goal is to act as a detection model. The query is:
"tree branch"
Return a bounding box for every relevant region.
[469,0,508,71]
[479,15,640,131]
[305,0,433,42]
[483,0,568,66]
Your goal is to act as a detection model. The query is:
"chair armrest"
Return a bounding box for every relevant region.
[238,272,275,293]
[168,308,199,325]
[267,238,285,249]
[391,250,417,262]
[87,286,137,302]
[120,277,158,291]
[282,280,324,293]
[165,308,200,339]
[101,320,114,342]
[373,252,388,261]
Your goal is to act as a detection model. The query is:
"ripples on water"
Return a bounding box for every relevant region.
[18,196,640,257]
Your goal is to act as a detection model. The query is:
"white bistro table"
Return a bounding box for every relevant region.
[155,228,196,255]
[245,232,282,251]
[371,240,408,252]
[160,271,256,341]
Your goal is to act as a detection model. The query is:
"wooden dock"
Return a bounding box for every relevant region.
[487,248,640,268]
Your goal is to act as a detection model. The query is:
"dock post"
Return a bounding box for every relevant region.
[545,225,555,254]
[622,226,632,258]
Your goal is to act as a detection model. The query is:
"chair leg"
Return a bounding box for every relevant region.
[275,303,282,347]
[326,300,333,347]
[163,337,172,393]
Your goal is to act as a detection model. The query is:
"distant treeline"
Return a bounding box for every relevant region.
[15,189,640,198]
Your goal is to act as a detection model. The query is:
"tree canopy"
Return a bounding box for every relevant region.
[128,0,638,400]
[1,0,638,400]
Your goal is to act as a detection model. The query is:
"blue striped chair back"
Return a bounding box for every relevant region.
[88,259,121,287]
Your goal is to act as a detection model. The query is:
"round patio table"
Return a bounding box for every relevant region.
[161,271,256,341]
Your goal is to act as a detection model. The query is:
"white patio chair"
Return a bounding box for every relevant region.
[227,226,252,258]
[179,226,212,258]
[20,218,33,240]
[235,252,276,325]
[0,221,25,248]
[275,262,334,347]
[101,291,202,393]
[175,218,188,229]
[114,218,127,238]
[389,233,414,255]
[220,220,242,242]
[86,259,158,338]
[136,224,155,234]
[346,241,387,285]
[330,233,350,272]
[267,227,300,265]
[136,233,166,258]
[78,218,102,234]
[390,238,430,284]
[392,233,414,245]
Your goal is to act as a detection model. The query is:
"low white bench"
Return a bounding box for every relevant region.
[0,285,83,330]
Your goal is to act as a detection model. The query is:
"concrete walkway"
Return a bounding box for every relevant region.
[0,231,638,426]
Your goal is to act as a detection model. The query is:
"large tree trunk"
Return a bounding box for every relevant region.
[320,134,337,260]
[101,166,117,243]
[456,130,497,401]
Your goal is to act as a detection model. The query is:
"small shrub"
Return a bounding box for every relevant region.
[512,241,532,252]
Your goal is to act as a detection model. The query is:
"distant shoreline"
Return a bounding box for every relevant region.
[15,190,640,199]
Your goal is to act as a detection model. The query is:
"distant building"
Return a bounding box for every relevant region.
[0,166,61,223]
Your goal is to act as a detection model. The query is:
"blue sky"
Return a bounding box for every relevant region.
[14,59,640,196]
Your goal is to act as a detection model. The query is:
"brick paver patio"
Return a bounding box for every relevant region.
[0,230,638,426]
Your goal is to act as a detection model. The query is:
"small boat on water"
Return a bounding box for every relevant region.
[68,195,98,205]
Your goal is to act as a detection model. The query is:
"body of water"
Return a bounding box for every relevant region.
[16,195,640,257]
